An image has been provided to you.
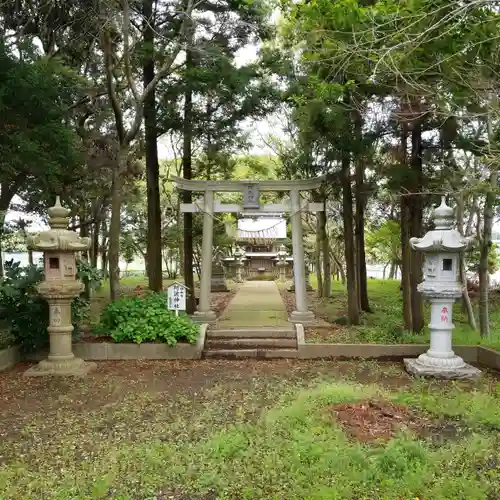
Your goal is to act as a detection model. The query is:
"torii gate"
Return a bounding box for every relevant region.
[172,176,325,325]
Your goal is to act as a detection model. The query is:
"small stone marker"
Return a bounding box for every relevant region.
[167,282,188,316]
[210,260,229,292]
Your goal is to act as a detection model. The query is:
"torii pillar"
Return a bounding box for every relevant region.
[173,176,325,325]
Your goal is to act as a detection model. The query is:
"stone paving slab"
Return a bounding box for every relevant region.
[217,281,291,329]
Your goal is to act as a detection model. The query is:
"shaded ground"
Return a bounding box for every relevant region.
[0,359,499,498]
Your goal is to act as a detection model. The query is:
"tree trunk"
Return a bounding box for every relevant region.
[341,149,360,325]
[319,209,331,297]
[182,16,196,314]
[0,185,19,277]
[316,213,323,297]
[456,192,477,330]
[389,261,396,279]
[331,251,346,284]
[479,172,497,338]
[479,94,497,338]
[354,141,370,312]
[0,210,5,277]
[400,123,412,330]
[143,0,162,293]
[409,121,424,333]
[401,199,412,330]
[100,217,108,278]
[108,150,126,301]
[80,220,91,299]
[91,219,100,268]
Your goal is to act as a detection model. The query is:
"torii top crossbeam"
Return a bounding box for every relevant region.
[171,175,326,192]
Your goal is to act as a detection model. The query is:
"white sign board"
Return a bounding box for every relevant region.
[167,283,187,315]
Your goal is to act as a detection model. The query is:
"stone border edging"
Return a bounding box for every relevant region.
[293,325,500,369]
[0,345,20,371]
[23,324,209,363]
[2,328,499,372]
[297,343,478,362]
[477,346,500,370]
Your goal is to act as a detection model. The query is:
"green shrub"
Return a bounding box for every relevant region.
[0,320,16,349]
[76,260,103,291]
[0,260,97,352]
[0,260,49,352]
[94,292,199,345]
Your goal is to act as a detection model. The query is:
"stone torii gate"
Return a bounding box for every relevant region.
[173,176,325,325]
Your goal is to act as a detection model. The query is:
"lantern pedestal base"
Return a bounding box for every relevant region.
[24,357,96,377]
[404,358,481,380]
[289,310,315,325]
[192,310,217,324]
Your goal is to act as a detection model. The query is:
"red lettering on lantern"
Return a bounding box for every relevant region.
[441,315,448,323]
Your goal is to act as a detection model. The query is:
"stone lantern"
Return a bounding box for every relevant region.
[276,244,288,282]
[233,246,245,283]
[24,197,96,377]
[289,254,313,292]
[404,197,480,379]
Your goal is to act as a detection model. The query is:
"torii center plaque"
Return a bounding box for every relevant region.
[243,183,260,210]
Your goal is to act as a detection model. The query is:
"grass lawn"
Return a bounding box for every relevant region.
[0,360,499,499]
[304,278,500,351]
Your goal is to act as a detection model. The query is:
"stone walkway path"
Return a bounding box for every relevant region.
[216,281,291,329]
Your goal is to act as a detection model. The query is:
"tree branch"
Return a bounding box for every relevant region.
[102,28,126,144]
[125,0,195,144]
[122,0,140,103]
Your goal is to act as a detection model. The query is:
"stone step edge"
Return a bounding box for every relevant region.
[207,330,296,339]
[203,348,299,359]
[206,339,297,348]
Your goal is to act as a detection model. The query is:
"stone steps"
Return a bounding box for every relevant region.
[207,328,296,339]
[204,348,299,359]
[206,338,297,349]
[203,327,298,359]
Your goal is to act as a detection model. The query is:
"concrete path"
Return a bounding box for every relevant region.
[217,281,290,329]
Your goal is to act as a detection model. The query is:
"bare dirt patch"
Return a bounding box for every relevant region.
[331,399,468,444]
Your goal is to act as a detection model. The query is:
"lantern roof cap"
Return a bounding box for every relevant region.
[27,197,90,252]
[47,196,71,229]
[410,197,475,253]
[434,196,454,229]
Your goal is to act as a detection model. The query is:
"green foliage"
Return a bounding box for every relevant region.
[0,260,99,352]
[0,260,48,352]
[466,243,499,275]
[365,220,401,265]
[76,260,103,291]
[0,42,83,211]
[309,278,500,350]
[95,292,198,345]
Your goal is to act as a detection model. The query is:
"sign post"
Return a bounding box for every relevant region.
[167,282,188,316]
